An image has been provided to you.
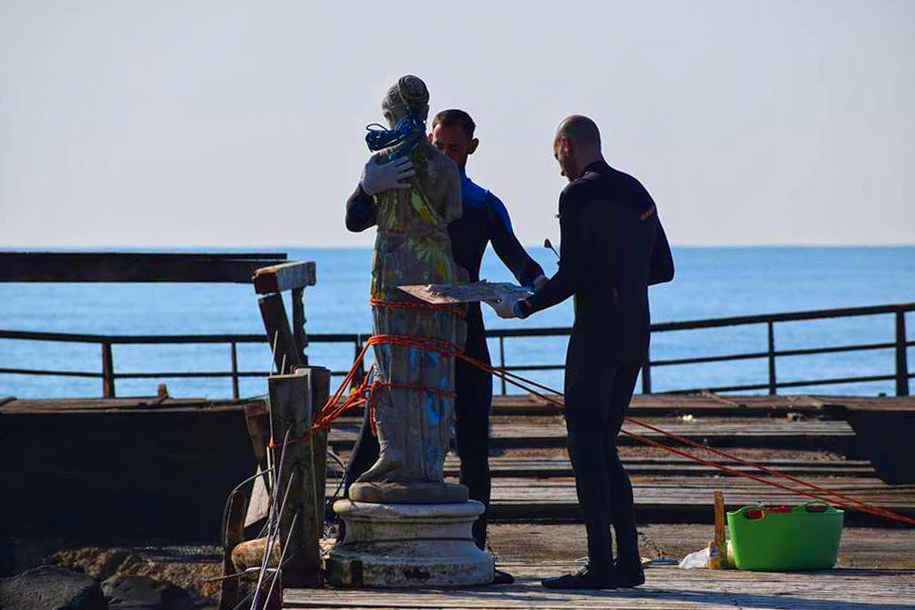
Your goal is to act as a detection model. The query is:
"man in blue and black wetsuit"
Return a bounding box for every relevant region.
[343,109,546,572]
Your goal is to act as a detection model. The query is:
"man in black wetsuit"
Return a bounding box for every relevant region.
[344,109,546,574]
[487,115,674,589]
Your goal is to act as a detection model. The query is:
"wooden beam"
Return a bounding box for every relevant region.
[307,366,330,530]
[253,262,317,295]
[259,294,302,375]
[291,288,307,364]
[0,252,287,283]
[896,311,910,397]
[268,369,322,589]
[101,342,115,398]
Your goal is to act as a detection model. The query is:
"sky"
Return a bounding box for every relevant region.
[1,0,913,249]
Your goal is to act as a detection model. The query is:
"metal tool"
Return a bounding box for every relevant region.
[543,239,559,260]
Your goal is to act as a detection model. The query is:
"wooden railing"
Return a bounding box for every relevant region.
[1,303,912,398]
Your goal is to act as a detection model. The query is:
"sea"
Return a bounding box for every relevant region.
[1,246,913,400]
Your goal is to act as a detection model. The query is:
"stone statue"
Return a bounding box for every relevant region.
[350,75,469,504]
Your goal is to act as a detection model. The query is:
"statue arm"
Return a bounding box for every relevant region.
[345,184,377,232]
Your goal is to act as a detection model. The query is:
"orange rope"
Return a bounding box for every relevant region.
[271,334,460,447]
[456,352,915,527]
[369,297,466,318]
[268,318,915,528]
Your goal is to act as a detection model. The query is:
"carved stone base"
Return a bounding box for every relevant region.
[349,480,468,504]
[326,500,494,588]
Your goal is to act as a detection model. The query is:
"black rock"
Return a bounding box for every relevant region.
[0,565,107,610]
[102,575,194,610]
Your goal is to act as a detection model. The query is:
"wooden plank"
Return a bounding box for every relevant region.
[292,288,308,364]
[320,475,915,525]
[435,456,876,479]
[328,419,856,451]
[0,397,263,414]
[0,252,287,283]
[397,282,530,304]
[268,369,321,588]
[284,563,915,609]
[308,366,331,536]
[260,294,303,375]
[253,262,317,295]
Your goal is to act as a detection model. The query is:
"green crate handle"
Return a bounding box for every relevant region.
[793,501,839,514]
[730,502,841,520]
[731,504,768,520]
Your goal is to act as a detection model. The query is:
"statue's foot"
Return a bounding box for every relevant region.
[349,480,469,504]
[358,454,403,483]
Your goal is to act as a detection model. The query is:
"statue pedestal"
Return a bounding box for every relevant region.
[326,500,494,588]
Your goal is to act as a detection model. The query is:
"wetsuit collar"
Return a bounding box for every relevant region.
[583,159,611,175]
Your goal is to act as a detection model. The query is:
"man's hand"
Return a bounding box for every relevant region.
[360,154,415,196]
[532,274,549,292]
[486,294,522,320]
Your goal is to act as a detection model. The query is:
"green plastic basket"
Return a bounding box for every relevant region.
[726,502,844,571]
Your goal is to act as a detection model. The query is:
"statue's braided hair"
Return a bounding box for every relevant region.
[383,75,429,120]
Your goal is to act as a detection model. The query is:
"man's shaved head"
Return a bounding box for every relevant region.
[556,115,601,152]
[553,114,604,182]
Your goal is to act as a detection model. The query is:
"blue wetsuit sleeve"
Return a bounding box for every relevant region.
[345,184,377,232]
[486,194,545,288]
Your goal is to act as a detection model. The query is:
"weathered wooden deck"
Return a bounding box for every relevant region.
[323,394,915,526]
[296,395,915,608]
[329,416,858,451]
[284,563,915,609]
[3,393,915,538]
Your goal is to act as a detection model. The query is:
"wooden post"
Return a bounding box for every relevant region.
[308,366,331,532]
[101,341,115,398]
[291,288,308,365]
[230,342,240,400]
[259,294,302,376]
[498,336,507,396]
[268,368,322,589]
[767,321,777,395]
[896,311,910,397]
[641,360,652,395]
[352,335,365,388]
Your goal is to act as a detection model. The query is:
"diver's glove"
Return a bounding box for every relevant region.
[360,154,415,196]
[485,296,519,319]
[532,274,549,292]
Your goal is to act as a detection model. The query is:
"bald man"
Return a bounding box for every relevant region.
[486,115,674,589]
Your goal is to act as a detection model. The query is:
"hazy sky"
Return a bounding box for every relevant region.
[1,0,913,248]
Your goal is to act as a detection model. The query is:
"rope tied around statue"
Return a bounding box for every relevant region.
[269,298,464,444]
[268,300,915,529]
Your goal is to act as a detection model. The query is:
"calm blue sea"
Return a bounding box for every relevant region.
[1,247,913,399]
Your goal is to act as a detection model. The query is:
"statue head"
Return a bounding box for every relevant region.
[381,75,430,129]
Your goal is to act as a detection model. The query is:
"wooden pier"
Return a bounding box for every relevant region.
[3,393,915,539]
[283,561,915,609]
[285,564,915,610]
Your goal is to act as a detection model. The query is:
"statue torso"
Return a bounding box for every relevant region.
[371,140,465,300]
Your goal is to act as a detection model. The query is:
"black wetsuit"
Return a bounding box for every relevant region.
[344,171,544,549]
[520,160,674,567]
